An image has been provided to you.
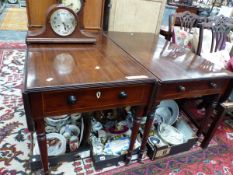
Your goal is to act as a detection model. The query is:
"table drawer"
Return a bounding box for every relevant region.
[156,79,229,101]
[42,84,151,115]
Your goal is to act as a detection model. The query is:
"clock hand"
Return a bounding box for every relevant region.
[62,22,67,31]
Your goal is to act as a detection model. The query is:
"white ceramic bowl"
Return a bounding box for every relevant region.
[60,125,80,140]
[70,113,82,124]
[45,115,70,127]
[92,121,103,132]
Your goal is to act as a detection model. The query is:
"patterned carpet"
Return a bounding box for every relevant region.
[0,8,27,31]
[0,42,233,175]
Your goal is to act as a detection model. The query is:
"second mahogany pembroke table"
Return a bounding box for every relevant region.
[23,32,233,174]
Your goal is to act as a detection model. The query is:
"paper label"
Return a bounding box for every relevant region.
[155,147,171,157]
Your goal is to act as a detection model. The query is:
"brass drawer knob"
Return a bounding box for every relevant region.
[177,85,186,92]
[67,95,77,105]
[210,82,217,88]
[119,91,128,99]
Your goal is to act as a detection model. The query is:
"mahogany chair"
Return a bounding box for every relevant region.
[195,15,233,97]
[172,15,233,149]
[160,11,205,41]
[196,15,233,56]
[193,15,233,142]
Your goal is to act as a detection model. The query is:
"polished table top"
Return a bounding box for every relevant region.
[106,32,233,82]
[25,32,233,93]
[25,33,155,92]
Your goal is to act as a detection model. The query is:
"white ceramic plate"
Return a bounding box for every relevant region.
[158,123,184,145]
[34,133,66,156]
[155,100,179,125]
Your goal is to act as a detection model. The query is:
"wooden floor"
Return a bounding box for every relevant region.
[0,7,27,31]
[0,6,27,42]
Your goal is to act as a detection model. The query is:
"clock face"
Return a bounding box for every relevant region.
[62,0,82,13]
[50,9,77,36]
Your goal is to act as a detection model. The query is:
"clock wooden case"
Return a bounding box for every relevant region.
[26,3,96,44]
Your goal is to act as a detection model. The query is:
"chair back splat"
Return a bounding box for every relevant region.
[166,11,205,42]
[170,11,198,32]
[197,15,233,56]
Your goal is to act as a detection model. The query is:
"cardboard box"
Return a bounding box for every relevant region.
[147,136,197,160]
[147,114,198,160]
[91,148,140,170]
[92,154,124,170]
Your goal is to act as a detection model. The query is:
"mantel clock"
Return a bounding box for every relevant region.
[26,0,96,44]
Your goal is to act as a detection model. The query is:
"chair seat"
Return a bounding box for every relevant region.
[171,26,197,51]
[201,50,231,71]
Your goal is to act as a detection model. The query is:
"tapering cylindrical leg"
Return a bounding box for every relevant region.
[35,119,49,175]
[126,107,144,164]
[138,113,154,162]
